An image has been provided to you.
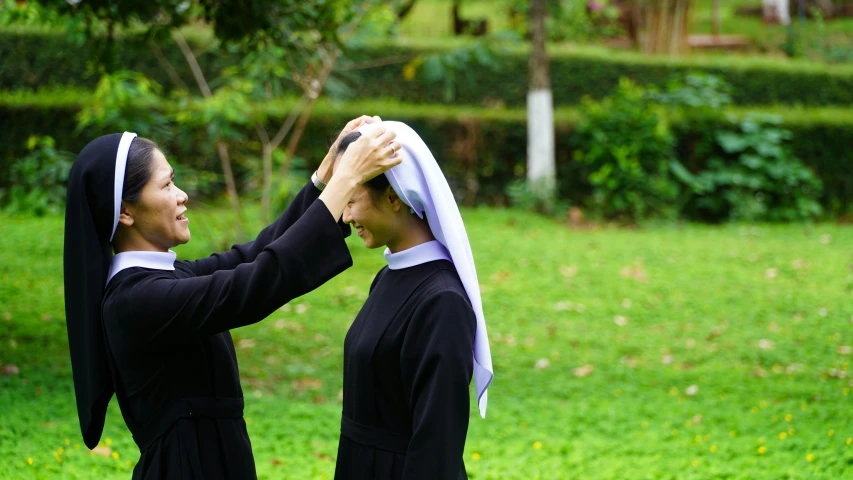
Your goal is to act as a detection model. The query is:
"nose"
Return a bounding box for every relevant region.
[177,186,189,206]
[342,205,352,224]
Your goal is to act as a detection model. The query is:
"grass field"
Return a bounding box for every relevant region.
[2,206,853,479]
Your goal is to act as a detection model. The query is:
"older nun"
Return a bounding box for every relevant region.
[63,117,400,479]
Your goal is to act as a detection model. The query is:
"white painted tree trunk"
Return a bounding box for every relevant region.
[763,0,791,25]
[527,0,555,199]
[526,89,555,193]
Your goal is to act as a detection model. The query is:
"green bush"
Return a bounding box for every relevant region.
[1,89,852,216]
[686,114,824,222]
[573,78,681,221]
[1,136,73,216]
[3,27,853,107]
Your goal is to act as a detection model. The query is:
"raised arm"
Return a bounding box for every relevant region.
[104,200,352,351]
[184,181,328,276]
[400,290,476,479]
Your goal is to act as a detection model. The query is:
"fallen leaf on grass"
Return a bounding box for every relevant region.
[292,378,323,391]
[274,320,305,333]
[89,446,112,458]
[271,458,283,467]
[490,271,511,283]
[573,364,594,377]
[312,451,332,461]
[553,301,572,312]
[535,358,550,370]
[237,339,256,349]
[620,264,648,283]
[2,364,19,375]
[559,265,578,278]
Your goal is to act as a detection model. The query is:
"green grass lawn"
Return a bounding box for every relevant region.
[2,207,853,479]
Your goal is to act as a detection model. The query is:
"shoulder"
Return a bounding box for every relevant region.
[418,263,468,302]
[102,269,181,320]
[411,275,475,329]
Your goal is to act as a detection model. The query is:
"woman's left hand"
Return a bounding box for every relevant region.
[317,115,382,182]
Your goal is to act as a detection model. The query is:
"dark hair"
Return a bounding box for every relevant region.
[122,137,160,204]
[336,131,390,201]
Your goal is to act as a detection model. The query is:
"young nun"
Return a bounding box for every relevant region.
[332,122,493,480]
[63,117,401,479]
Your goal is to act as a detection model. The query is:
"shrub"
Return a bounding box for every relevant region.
[572,78,681,221]
[685,114,824,222]
[1,136,73,216]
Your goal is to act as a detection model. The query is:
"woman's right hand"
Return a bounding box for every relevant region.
[334,125,402,186]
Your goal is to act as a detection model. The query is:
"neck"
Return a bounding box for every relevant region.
[386,216,434,253]
[112,230,168,254]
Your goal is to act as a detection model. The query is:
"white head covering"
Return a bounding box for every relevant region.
[359,121,493,418]
[110,132,137,241]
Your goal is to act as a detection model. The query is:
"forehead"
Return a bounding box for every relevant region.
[150,149,171,176]
[350,185,369,201]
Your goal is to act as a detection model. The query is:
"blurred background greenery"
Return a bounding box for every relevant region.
[1,0,853,478]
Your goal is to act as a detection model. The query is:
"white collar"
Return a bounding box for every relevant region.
[384,240,451,270]
[107,250,177,284]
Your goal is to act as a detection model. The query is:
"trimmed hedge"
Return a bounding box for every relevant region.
[3,27,853,107]
[2,89,852,213]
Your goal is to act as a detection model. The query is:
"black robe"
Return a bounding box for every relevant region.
[334,260,476,480]
[101,183,352,479]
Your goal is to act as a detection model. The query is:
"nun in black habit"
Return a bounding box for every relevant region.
[331,122,494,480]
[63,116,402,479]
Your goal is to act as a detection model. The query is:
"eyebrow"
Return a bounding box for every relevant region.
[163,168,174,182]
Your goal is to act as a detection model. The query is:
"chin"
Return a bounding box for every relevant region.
[176,231,191,246]
[363,238,384,250]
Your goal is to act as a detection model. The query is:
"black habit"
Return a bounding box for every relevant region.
[101,183,352,479]
[334,260,476,480]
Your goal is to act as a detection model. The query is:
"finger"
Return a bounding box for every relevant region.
[372,116,382,123]
[375,129,396,146]
[362,125,387,139]
[352,115,371,127]
[385,155,403,168]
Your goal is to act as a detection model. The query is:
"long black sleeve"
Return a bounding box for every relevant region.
[399,290,476,480]
[104,200,352,352]
[184,181,350,276]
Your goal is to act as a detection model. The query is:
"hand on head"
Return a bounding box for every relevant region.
[336,124,402,186]
[336,115,382,147]
[318,115,385,183]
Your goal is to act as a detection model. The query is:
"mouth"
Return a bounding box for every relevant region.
[354,225,365,238]
[176,210,188,223]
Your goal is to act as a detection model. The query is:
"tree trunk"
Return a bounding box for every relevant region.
[712,0,721,36]
[763,0,791,24]
[527,0,555,199]
[634,0,693,55]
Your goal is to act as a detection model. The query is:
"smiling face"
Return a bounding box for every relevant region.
[343,185,402,249]
[118,149,190,251]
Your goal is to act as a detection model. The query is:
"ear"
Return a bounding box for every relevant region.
[118,201,134,227]
[386,186,403,212]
